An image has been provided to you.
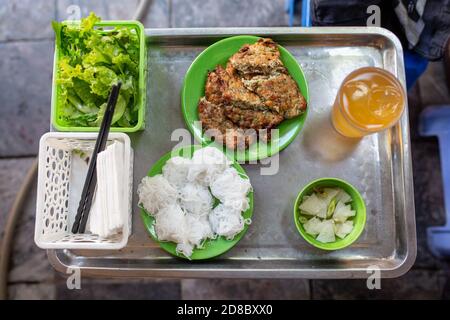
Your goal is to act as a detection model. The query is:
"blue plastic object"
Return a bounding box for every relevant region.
[420,106,450,258]
[404,50,428,90]
[285,0,311,27]
[301,0,311,27]
[285,0,296,27]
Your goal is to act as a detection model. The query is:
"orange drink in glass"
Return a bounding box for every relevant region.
[331,67,405,138]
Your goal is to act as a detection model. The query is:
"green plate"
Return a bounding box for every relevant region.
[293,178,367,251]
[140,144,254,260]
[181,35,309,162]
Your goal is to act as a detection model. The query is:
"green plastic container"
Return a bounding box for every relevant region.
[51,20,147,132]
[293,177,367,250]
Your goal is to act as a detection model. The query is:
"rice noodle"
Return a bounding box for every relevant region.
[162,156,191,188]
[209,204,245,239]
[137,175,177,215]
[187,147,230,186]
[154,204,188,243]
[179,183,213,216]
[210,167,252,212]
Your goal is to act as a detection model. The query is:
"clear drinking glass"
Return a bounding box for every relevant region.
[331,67,406,138]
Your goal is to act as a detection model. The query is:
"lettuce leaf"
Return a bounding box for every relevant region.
[53,12,140,127]
[94,94,127,126]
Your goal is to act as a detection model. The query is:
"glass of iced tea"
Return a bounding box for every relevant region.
[331,67,405,138]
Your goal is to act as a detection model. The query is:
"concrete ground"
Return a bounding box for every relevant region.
[1,0,450,299]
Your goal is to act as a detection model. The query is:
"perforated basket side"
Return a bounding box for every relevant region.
[35,137,72,246]
[35,132,133,250]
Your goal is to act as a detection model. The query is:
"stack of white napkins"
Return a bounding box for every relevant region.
[88,141,125,238]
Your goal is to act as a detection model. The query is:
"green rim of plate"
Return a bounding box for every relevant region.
[140,144,254,260]
[181,35,309,162]
[293,178,367,251]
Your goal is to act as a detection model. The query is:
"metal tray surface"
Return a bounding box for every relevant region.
[48,27,416,279]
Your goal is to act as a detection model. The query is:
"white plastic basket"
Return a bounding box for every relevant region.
[35,132,133,250]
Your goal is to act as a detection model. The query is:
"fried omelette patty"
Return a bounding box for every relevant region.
[243,73,307,119]
[198,97,256,149]
[224,105,283,130]
[205,65,263,110]
[205,65,303,119]
[198,38,307,149]
[228,38,286,75]
[204,66,283,128]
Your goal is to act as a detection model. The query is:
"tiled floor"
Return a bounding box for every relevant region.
[1,0,449,300]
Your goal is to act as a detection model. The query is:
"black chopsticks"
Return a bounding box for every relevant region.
[71,82,122,234]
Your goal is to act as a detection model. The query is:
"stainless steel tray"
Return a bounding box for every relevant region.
[48,27,416,279]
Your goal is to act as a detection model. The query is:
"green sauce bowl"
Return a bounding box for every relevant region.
[293,178,366,250]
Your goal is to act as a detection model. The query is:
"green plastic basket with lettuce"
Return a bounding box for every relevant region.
[51,13,146,132]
